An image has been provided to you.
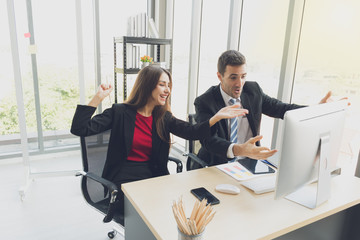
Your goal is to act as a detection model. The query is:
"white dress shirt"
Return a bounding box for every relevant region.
[219,87,253,159]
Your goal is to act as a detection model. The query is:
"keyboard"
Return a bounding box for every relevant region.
[240,175,277,194]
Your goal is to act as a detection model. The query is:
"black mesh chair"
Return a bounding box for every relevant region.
[184,114,209,171]
[76,130,183,239]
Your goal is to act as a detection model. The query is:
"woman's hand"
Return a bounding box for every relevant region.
[209,105,248,127]
[88,83,113,107]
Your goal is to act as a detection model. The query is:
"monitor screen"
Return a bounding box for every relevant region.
[273,100,347,208]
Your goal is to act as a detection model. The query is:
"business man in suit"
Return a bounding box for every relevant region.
[192,50,333,168]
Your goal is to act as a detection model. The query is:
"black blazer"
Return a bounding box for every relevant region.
[194,82,304,166]
[71,104,212,181]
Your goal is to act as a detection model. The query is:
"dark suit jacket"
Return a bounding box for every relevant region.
[71,104,212,181]
[194,82,304,166]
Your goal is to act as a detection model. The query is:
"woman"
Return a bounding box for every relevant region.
[71,65,247,214]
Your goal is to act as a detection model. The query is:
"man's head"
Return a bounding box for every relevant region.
[217,50,247,99]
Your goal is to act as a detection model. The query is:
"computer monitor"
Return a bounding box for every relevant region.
[272,100,347,209]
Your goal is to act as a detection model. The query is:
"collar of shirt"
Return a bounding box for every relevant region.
[219,85,241,106]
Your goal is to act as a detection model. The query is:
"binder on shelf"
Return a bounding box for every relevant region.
[148,18,159,38]
[127,12,151,38]
[136,14,141,37]
[141,13,146,37]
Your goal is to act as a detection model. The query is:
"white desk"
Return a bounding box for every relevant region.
[122,166,360,240]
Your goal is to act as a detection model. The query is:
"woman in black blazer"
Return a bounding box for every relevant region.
[71,65,247,214]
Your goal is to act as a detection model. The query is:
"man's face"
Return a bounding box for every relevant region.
[218,64,247,99]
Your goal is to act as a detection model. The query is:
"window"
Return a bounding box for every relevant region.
[171,0,192,148]
[28,0,79,150]
[239,1,290,147]
[0,0,22,155]
[99,0,147,106]
[292,0,360,157]
[197,1,231,96]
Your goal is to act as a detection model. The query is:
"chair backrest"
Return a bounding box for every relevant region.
[186,114,208,170]
[188,114,201,154]
[80,130,111,205]
[356,150,360,178]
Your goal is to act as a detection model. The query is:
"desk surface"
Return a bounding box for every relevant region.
[122,166,360,240]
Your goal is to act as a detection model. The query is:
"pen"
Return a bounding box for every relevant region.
[261,160,277,169]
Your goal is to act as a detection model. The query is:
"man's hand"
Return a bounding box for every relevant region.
[233,135,277,159]
[319,91,350,105]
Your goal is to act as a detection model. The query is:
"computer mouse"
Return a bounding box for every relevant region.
[215,184,240,195]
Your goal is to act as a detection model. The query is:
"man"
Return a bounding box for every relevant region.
[192,50,333,168]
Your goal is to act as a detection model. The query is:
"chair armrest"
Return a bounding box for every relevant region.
[76,171,118,223]
[185,153,208,170]
[85,172,118,194]
[168,156,183,173]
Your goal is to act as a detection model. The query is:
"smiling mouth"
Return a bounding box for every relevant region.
[160,95,168,100]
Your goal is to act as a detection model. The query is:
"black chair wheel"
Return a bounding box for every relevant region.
[108,230,117,239]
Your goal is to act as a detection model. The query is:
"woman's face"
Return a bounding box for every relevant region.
[149,72,170,106]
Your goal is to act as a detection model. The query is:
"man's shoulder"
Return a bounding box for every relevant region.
[243,81,260,90]
[196,85,219,100]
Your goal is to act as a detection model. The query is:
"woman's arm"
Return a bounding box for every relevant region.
[88,83,113,107]
[209,105,248,127]
[168,105,247,140]
[71,83,114,136]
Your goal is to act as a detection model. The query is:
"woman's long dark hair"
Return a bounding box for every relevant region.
[125,65,172,142]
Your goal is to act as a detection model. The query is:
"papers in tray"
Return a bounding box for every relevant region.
[216,161,257,181]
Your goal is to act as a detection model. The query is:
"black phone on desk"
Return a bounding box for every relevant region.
[238,157,276,174]
[190,187,220,205]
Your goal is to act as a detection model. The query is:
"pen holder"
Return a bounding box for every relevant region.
[178,227,204,240]
[172,198,215,240]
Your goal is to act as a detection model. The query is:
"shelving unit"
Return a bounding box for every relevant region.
[113,36,173,103]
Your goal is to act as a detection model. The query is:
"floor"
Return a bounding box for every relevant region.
[0,147,186,240]
[0,150,125,240]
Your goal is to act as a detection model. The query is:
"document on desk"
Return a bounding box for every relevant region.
[216,162,256,181]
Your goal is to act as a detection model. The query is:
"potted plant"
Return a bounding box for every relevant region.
[140,55,153,68]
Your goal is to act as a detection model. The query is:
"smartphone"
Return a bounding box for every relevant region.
[190,187,220,205]
[238,158,276,174]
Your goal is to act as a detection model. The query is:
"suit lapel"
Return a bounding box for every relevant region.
[213,85,229,139]
[124,107,136,157]
[241,90,257,137]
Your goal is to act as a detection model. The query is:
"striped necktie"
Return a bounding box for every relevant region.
[229,98,238,143]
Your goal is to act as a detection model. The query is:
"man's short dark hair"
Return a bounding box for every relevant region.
[217,50,246,76]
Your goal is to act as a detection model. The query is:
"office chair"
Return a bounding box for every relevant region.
[76,130,183,239]
[184,114,209,171]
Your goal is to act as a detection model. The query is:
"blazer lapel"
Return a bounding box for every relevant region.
[124,107,136,157]
[241,91,257,137]
[150,118,161,164]
[213,85,229,139]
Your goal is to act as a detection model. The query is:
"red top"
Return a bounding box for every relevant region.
[127,113,153,162]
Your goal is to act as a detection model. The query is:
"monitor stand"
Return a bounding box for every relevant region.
[285,134,331,209]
